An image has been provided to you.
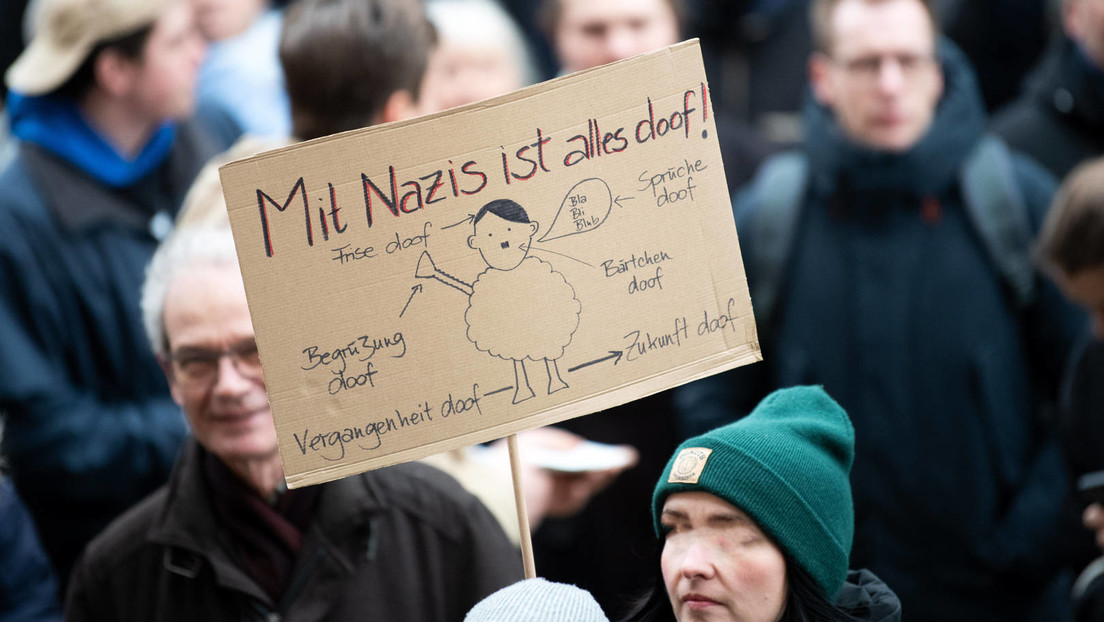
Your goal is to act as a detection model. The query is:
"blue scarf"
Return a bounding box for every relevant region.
[7,91,176,188]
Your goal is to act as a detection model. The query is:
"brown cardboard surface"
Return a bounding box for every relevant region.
[219,40,761,488]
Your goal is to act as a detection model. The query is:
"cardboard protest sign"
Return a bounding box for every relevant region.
[220,40,761,488]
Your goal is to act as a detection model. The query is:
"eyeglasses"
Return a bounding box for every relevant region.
[833,52,938,82]
[168,340,263,386]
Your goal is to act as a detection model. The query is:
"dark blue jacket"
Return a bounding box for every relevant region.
[0,476,62,621]
[0,117,233,583]
[698,43,1085,621]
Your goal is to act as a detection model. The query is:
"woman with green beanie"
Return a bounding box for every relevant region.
[622,386,901,622]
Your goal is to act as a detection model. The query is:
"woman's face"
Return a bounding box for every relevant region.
[660,492,787,622]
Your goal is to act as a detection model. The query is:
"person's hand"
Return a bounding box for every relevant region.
[495,427,638,529]
[1083,503,1104,549]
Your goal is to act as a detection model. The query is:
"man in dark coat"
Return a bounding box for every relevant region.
[684,0,1087,619]
[991,0,1104,180]
[0,0,236,584]
[65,227,522,621]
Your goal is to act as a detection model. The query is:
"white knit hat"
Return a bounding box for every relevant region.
[465,579,609,622]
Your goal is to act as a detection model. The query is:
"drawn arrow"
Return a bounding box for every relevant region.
[399,284,423,317]
[484,386,514,397]
[442,214,475,230]
[567,350,623,373]
[613,194,634,209]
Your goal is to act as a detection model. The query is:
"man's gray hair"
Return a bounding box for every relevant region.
[141,226,242,358]
[427,0,539,87]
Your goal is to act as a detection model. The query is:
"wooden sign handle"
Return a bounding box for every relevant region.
[507,434,537,579]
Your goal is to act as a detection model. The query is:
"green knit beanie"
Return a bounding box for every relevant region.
[653,385,855,598]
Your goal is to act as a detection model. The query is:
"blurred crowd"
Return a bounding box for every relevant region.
[1,0,1104,620]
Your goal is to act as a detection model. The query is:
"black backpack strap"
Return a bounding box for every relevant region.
[959,135,1036,308]
[743,151,809,328]
[745,138,1034,323]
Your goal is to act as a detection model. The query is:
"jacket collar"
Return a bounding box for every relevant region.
[21,143,171,237]
[18,119,211,239]
[7,93,177,188]
[147,440,271,603]
[147,439,389,618]
[837,569,903,622]
[1025,36,1104,134]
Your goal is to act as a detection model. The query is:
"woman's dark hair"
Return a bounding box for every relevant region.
[781,559,859,622]
[54,25,154,100]
[618,545,858,622]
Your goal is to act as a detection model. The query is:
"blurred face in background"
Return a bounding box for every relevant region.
[809,0,943,152]
[120,1,206,121]
[1065,0,1104,70]
[552,0,679,73]
[421,0,532,113]
[191,0,267,41]
[422,41,519,111]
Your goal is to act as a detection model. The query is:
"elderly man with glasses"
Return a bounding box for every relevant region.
[64,226,521,621]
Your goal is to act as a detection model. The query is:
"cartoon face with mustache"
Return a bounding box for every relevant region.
[467,199,540,271]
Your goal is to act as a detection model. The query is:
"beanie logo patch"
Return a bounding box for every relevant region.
[668,448,712,484]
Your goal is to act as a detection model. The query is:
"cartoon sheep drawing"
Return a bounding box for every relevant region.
[416,198,581,404]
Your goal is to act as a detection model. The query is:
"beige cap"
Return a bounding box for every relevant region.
[5,0,171,95]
